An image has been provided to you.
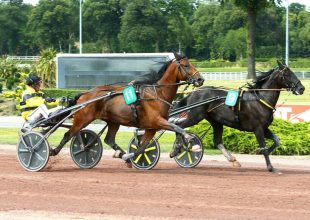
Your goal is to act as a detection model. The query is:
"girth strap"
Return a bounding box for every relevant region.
[130,103,139,124]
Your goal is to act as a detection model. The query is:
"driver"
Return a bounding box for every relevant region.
[20,74,63,128]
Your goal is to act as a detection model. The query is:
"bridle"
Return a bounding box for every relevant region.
[278,66,301,92]
[175,58,200,85]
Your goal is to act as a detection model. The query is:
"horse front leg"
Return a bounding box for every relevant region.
[211,122,241,167]
[103,122,132,168]
[264,128,280,155]
[168,113,204,158]
[254,128,281,174]
[122,129,156,160]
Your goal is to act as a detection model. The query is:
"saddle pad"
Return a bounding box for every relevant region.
[225,90,239,107]
[123,86,137,105]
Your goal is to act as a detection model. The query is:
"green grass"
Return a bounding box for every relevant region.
[0,128,221,155]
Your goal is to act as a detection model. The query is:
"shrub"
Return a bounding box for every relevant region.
[189,119,310,155]
[42,88,85,99]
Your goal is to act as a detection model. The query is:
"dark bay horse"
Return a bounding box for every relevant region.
[50,53,204,165]
[170,61,305,173]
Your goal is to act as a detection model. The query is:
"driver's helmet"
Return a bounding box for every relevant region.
[26,74,41,86]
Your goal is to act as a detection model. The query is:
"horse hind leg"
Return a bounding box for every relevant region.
[170,133,183,158]
[50,115,94,156]
[103,123,132,168]
[211,122,241,167]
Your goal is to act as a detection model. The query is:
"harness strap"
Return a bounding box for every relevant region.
[259,99,275,111]
[238,89,246,111]
[130,103,139,124]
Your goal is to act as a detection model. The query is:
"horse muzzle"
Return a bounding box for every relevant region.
[293,84,305,95]
[192,77,204,87]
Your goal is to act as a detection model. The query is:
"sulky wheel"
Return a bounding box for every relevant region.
[16,131,50,172]
[173,132,204,168]
[127,135,160,170]
[70,129,103,169]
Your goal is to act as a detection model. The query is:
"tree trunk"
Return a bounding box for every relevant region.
[247,7,256,79]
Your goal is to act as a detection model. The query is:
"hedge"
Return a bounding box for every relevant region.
[42,88,85,99]
[189,119,310,155]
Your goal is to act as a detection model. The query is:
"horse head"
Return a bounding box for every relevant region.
[174,52,204,87]
[277,60,305,95]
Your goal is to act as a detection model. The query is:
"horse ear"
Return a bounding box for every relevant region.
[173,52,181,61]
[277,60,285,69]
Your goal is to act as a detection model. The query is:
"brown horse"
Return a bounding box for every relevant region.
[50,53,204,165]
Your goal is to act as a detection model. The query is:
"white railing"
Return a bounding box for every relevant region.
[202,72,247,80]
[6,56,39,61]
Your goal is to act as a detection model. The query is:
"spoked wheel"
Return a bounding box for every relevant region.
[70,129,103,169]
[17,131,50,172]
[173,132,204,168]
[128,135,160,170]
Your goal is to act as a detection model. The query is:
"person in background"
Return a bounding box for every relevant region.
[20,74,63,128]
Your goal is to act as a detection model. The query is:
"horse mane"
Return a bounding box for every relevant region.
[133,60,173,85]
[247,68,276,89]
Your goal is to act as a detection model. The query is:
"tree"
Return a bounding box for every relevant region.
[222,0,281,79]
[0,0,32,55]
[256,4,285,58]
[27,0,79,52]
[164,0,197,54]
[191,2,220,58]
[83,0,123,52]
[35,48,57,88]
[290,10,310,57]
[215,28,247,61]
[118,0,167,52]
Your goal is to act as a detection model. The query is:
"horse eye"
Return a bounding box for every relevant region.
[183,64,189,68]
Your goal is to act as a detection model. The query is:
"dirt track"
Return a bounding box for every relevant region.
[1,145,310,220]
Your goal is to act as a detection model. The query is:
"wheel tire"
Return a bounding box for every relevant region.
[127,135,160,170]
[70,129,103,169]
[173,132,204,168]
[17,131,50,172]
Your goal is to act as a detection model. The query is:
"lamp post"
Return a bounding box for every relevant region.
[285,0,289,65]
[79,0,82,54]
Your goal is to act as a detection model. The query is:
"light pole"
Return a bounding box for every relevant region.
[79,0,83,54]
[285,0,289,65]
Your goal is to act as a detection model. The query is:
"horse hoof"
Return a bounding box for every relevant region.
[49,149,56,156]
[113,150,122,158]
[125,161,132,168]
[232,160,241,167]
[169,151,177,158]
[122,153,135,161]
[191,144,202,152]
[268,166,282,175]
[271,168,282,175]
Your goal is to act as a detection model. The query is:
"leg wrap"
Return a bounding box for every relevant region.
[217,144,235,162]
[111,144,125,158]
